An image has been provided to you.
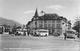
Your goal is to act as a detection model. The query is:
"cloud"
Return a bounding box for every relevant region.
[24,9,42,14]
[24,9,43,15]
[24,10,35,14]
[46,5,65,11]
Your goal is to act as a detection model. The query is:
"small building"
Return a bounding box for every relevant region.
[27,9,68,36]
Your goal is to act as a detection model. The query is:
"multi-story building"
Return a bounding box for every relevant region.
[27,9,68,35]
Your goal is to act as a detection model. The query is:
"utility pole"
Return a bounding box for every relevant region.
[78,21,80,38]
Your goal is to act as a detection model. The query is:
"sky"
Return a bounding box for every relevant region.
[0,0,80,25]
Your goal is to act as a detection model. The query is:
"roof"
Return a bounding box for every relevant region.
[27,13,68,26]
[36,14,67,21]
[26,21,32,26]
[33,8,38,18]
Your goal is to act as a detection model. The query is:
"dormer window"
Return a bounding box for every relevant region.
[62,23,64,24]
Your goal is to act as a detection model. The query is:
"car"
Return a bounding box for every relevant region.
[66,31,77,39]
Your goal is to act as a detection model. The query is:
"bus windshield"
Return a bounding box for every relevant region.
[38,31,48,32]
[66,31,75,34]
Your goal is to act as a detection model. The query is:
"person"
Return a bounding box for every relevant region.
[64,33,67,40]
[77,33,80,38]
[23,31,26,36]
[27,30,30,36]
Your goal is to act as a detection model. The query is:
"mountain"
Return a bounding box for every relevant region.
[0,17,22,26]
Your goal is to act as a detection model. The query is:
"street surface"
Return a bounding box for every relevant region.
[0,34,80,51]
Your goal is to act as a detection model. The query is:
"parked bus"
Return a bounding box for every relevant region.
[32,29,49,37]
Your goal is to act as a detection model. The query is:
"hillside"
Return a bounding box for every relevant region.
[0,17,22,26]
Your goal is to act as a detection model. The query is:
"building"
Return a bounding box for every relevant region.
[27,9,68,35]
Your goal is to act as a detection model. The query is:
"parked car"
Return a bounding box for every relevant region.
[66,31,77,39]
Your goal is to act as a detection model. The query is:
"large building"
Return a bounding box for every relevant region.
[27,9,68,35]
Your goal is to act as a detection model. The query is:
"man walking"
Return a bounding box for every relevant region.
[64,33,67,40]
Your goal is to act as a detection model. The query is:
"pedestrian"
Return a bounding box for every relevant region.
[23,31,26,36]
[27,31,30,36]
[64,33,67,40]
[77,33,80,38]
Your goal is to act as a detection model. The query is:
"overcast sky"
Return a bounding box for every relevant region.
[0,0,80,25]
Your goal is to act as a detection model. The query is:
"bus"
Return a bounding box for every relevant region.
[33,29,49,37]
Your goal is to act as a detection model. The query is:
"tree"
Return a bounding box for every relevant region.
[72,24,79,32]
[73,17,80,33]
[72,17,80,38]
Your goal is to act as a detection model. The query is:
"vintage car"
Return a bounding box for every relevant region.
[66,31,77,39]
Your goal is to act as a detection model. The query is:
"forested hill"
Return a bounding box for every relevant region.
[0,17,22,26]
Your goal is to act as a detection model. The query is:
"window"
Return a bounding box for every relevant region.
[44,20,47,23]
[52,20,55,23]
[39,21,43,23]
[52,24,55,28]
[57,20,61,23]
[67,31,75,34]
[62,23,64,25]
[48,24,51,28]
[39,24,43,28]
[48,21,52,23]
[56,24,61,28]
[44,24,47,28]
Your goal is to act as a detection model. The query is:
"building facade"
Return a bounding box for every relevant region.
[27,9,68,35]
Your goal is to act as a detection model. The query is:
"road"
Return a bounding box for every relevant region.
[0,34,80,51]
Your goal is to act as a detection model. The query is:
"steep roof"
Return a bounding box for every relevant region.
[33,8,38,18]
[27,13,68,27]
[26,21,32,26]
[37,13,66,20]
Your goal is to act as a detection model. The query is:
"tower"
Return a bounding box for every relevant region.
[33,8,39,29]
[34,8,39,18]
